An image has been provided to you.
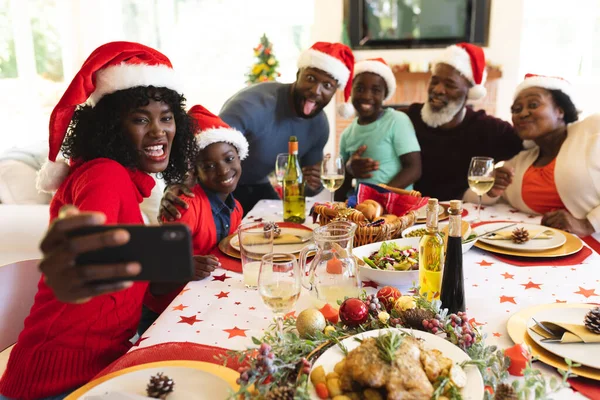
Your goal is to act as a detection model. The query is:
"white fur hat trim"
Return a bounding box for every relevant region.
[354,60,397,102]
[196,128,249,160]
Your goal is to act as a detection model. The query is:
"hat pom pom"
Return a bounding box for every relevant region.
[468,85,487,100]
[337,102,355,119]
[36,159,70,193]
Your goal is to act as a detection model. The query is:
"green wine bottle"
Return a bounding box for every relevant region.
[283,136,306,223]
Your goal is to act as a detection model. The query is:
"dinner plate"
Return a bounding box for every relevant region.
[527,307,600,369]
[309,328,484,399]
[474,227,583,258]
[66,361,238,399]
[478,223,566,252]
[230,226,312,255]
[506,303,600,380]
[218,223,313,259]
[416,203,448,222]
[352,237,420,289]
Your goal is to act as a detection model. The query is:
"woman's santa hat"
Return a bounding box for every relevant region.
[188,104,249,160]
[36,41,184,193]
[514,73,581,112]
[434,43,487,100]
[297,42,355,118]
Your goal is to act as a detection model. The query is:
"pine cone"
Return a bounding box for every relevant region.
[264,221,281,238]
[400,308,435,330]
[264,385,295,400]
[511,227,530,244]
[146,372,175,399]
[494,383,518,400]
[584,307,600,334]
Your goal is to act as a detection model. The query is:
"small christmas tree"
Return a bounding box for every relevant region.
[247,34,280,84]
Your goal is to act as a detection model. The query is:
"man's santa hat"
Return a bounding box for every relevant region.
[188,104,249,160]
[514,73,581,112]
[297,42,355,118]
[36,41,184,193]
[434,43,487,100]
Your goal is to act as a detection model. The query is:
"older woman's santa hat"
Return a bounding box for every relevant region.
[297,42,355,118]
[188,104,249,160]
[433,43,487,100]
[514,73,581,112]
[36,41,184,193]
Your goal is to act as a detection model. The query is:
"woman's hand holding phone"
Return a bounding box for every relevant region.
[39,205,141,304]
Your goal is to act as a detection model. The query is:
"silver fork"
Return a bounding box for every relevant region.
[532,318,563,338]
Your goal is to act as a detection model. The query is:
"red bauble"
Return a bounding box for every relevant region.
[377,286,402,311]
[339,298,369,326]
[504,343,531,376]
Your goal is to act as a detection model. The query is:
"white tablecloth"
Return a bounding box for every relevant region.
[136,200,600,399]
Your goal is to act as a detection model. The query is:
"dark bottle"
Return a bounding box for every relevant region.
[440,200,465,313]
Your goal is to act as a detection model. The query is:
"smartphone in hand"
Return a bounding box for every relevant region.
[68,224,194,282]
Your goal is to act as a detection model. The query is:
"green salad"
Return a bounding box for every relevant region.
[363,241,419,271]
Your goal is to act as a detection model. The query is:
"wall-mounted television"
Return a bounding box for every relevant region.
[345,0,491,49]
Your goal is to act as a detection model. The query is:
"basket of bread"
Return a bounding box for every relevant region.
[311,183,430,247]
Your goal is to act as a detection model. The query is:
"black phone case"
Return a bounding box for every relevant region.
[68,224,194,283]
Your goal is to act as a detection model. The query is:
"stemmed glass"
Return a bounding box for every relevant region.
[258,252,301,338]
[275,153,289,185]
[467,157,495,223]
[320,154,345,203]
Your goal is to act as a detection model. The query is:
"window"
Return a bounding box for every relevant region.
[0,0,314,154]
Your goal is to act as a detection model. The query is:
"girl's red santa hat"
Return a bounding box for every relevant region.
[188,104,249,160]
[36,41,184,193]
[514,73,581,112]
[434,43,487,100]
[297,42,355,118]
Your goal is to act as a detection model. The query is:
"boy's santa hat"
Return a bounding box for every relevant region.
[514,73,581,112]
[434,43,487,100]
[354,58,396,102]
[188,104,249,160]
[37,41,184,193]
[297,42,355,118]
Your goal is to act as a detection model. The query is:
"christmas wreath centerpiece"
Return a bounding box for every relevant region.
[222,286,576,400]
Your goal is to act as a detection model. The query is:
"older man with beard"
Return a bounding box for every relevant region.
[159,42,355,218]
[348,43,523,201]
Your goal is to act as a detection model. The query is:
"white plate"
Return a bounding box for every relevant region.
[71,364,234,400]
[230,227,313,254]
[309,328,484,400]
[527,306,600,369]
[416,204,444,220]
[353,238,420,290]
[402,224,478,254]
[478,222,566,252]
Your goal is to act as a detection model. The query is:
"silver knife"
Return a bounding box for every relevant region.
[463,223,517,243]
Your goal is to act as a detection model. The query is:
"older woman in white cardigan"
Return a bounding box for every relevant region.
[464,74,600,236]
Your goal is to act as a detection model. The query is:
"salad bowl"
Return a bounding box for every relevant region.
[352,237,420,289]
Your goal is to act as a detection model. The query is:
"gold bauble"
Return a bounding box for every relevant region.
[394,296,417,312]
[296,309,326,339]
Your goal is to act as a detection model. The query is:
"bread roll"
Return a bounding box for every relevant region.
[380,214,399,224]
[355,200,384,221]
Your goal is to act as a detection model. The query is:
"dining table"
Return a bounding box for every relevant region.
[97,199,600,399]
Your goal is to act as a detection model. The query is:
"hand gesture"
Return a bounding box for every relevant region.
[347,145,379,179]
[159,184,195,222]
[541,209,595,236]
[301,163,323,192]
[192,254,221,280]
[488,166,514,198]
[39,205,141,303]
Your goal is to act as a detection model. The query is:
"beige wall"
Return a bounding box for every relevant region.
[312,0,526,155]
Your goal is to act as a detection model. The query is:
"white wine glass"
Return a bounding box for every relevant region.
[467,156,495,223]
[320,154,345,203]
[275,153,289,184]
[258,252,301,339]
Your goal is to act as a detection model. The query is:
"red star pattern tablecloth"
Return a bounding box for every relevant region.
[128,200,600,399]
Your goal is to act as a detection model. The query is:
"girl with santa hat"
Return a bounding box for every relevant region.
[0,41,197,399]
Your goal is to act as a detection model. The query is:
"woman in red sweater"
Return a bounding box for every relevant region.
[0,42,198,400]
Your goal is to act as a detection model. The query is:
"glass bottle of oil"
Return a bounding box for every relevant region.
[418,198,445,301]
[283,136,305,223]
[440,200,465,313]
